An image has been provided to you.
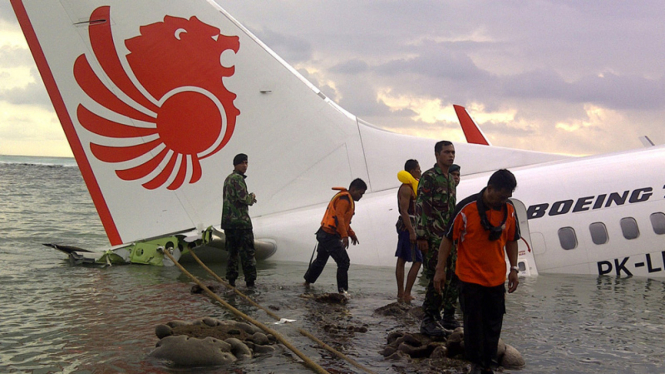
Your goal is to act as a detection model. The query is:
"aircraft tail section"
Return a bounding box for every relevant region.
[11,0,372,245]
[454,105,491,146]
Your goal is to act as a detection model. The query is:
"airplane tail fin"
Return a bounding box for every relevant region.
[11,0,376,245]
[453,105,491,146]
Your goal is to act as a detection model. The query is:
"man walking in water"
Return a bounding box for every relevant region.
[434,169,520,374]
[416,141,456,336]
[395,159,422,303]
[304,178,367,294]
[222,153,258,288]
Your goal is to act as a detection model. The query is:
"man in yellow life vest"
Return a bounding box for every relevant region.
[303,178,367,294]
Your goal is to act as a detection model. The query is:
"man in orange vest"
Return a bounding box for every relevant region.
[303,178,367,294]
[434,169,520,374]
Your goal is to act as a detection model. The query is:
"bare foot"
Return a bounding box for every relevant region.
[403,294,415,304]
[303,281,311,289]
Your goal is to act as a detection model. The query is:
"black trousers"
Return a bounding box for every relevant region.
[459,281,506,369]
[303,228,350,292]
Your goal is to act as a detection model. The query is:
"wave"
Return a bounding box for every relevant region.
[0,154,78,168]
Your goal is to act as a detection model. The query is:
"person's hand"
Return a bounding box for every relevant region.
[433,267,446,294]
[508,270,519,293]
[350,234,359,245]
[409,229,416,242]
[342,237,349,249]
[417,239,429,253]
[250,193,257,204]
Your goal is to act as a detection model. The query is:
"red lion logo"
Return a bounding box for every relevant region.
[74,6,240,190]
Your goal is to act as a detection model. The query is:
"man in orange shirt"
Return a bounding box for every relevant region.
[434,169,520,374]
[304,178,367,294]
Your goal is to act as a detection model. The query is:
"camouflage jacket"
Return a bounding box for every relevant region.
[415,163,456,242]
[221,170,255,229]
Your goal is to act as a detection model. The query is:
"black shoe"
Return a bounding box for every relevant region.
[442,308,461,330]
[420,316,450,337]
[246,281,255,288]
[228,279,236,287]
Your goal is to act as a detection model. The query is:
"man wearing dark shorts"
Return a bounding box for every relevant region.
[395,159,422,303]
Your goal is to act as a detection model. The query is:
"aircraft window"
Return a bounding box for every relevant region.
[620,217,640,240]
[558,227,577,250]
[650,212,665,235]
[589,222,608,245]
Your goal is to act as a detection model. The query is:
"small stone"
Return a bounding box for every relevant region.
[501,344,525,369]
[202,317,220,327]
[166,320,190,328]
[155,324,173,339]
[249,332,269,345]
[148,335,236,366]
[225,337,252,359]
[430,344,448,358]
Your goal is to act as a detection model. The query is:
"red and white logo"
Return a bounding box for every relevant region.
[74,6,240,190]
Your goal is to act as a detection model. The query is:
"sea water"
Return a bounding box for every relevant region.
[1,156,664,374]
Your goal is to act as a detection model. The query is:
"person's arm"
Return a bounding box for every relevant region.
[433,237,453,293]
[506,240,519,293]
[334,197,350,239]
[398,184,416,241]
[415,173,432,252]
[232,176,255,206]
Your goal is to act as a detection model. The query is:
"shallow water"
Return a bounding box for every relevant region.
[1,159,665,373]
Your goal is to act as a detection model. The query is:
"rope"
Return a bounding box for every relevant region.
[162,250,330,374]
[185,248,377,374]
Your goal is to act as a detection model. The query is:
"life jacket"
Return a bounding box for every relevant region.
[397,170,418,197]
[320,187,354,232]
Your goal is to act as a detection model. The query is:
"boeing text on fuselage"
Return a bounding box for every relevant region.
[526,186,658,219]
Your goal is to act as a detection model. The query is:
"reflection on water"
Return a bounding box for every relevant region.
[1,162,665,373]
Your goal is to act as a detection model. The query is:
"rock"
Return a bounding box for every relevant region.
[387,331,404,345]
[397,342,430,358]
[202,317,220,327]
[155,324,173,339]
[232,321,262,335]
[249,332,270,345]
[430,344,447,358]
[446,330,465,358]
[253,344,276,354]
[225,337,252,359]
[496,338,506,357]
[148,335,236,366]
[166,320,190,328]
[401,333,421,346]
[313,293,348,304]
[501,344,525,369]
[386,350,410,361]
[380,345,397,357]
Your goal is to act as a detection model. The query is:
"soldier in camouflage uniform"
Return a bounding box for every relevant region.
[440,164,462,330]
[415,141,456,336]
[221,153,258,288]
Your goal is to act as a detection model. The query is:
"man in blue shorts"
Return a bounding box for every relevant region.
[395,159,422,303]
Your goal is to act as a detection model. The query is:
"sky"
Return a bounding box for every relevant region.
[1,0,665,157]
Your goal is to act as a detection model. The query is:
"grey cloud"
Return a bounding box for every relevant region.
[330,59,369,75]
[250,28,313,64]
[0,70,52,109]
[1,2,18,23]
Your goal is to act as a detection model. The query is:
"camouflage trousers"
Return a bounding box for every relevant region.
[422,238,459,318]
[225,228,257,283]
